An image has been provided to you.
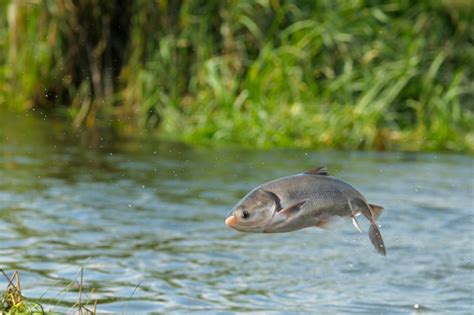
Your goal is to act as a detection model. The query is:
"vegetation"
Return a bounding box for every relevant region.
[0,0,473,152]
[1,269,97,314]
[1,270,45,314]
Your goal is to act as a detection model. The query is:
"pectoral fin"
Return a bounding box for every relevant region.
[279,200,307,218]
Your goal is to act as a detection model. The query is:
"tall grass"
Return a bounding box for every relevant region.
[0,0,473,152]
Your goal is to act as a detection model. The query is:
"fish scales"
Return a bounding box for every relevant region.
[225,166,387,256]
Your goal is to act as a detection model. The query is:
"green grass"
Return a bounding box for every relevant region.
[0,0,473,152]
[1,270,45,314]
[1,269,96,314]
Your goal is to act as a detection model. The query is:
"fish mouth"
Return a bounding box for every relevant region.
[225,215,237,226]
[225,209,237,227]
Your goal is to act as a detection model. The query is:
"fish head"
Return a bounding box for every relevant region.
[225,189,279,232]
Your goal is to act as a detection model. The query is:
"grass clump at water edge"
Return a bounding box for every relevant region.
[1,270,45,314]
[0,268,97,315]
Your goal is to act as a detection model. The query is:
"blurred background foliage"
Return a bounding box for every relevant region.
[0,0,473,152]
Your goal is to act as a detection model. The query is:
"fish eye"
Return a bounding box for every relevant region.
[241,210,250,219]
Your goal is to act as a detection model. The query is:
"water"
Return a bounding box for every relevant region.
[0,113,473,314]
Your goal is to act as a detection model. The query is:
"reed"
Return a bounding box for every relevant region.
[0,268,97,314]
[0,0,472,152]
[1,270,45,314]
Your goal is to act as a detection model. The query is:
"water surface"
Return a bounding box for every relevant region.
[0,113,473,314]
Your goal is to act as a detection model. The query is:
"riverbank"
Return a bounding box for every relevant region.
[0,1,473,152]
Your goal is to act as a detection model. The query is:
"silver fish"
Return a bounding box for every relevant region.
[225,166,386,256]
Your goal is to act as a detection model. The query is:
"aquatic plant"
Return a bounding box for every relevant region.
[0,270,45,314]
[0,268,97,314]
[0,0,473,152]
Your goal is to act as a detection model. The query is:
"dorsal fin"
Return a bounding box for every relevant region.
[304,166,329,176]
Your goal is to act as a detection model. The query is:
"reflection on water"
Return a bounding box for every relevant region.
[0,112,473,314]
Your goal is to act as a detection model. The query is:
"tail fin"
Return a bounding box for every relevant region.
[351,198,387,256]
[369,222,386,256]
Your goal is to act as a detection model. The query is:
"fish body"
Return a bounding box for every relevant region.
[225,167,386,256]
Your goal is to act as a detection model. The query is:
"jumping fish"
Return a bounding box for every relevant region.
[225,166,386,256]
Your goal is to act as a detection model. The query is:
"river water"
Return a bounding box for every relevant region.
[0,112,473,314]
